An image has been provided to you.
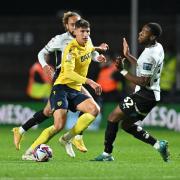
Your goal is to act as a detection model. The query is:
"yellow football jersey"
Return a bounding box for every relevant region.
[54,39,95,91]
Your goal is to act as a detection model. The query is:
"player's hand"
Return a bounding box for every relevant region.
[114,56,126,71]
[96,54,107,63]
[43,65,54,81]
[123,38,130,57]
[81,86,93,98]
[86,79,102,95]
[98,43,109,52]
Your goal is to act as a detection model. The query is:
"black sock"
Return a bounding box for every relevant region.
[104,121,119,154]
[123,124,157,146]
[22,110,49,131]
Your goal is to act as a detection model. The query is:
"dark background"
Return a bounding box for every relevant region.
[1,0,180,16]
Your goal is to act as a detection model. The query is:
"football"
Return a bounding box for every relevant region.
[33,144,53,162]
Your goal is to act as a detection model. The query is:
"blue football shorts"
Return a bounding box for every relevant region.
[50,84,90,113]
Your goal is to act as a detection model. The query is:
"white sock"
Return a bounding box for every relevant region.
[103,152,111,156]
[19,126,25,135]
[25,147,34,154]
[74,135,82,140]
[153,141,160,150]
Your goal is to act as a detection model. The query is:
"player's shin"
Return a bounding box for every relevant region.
[104,121,119,154]
[30,125,57,149]
[22,110,49,131]
[63,113,95,141]
[123,124,157,145]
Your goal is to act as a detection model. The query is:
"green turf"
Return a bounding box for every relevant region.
[0,126,180,180]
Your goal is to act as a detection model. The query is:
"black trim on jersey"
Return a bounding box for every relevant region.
[55,51,62,69]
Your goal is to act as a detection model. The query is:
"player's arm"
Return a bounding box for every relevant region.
[123,38,137,65]
[91,51,100,61]
[38,36,60,67]
[81,86,93,98]
[63,50,102,95]
[88,36,108,62]
[92,52,107,63]
[38,35,63,80]
[94,43,109,52]
[85,79,102,96]
[38,48,54,81]
[91,43,109,63]
[64,59,102,95]
[122,73,151,87]
[115,57,151,87]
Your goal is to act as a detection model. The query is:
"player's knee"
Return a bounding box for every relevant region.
[108,112,119,123]
[88,104,100,116]
[54,122,65,132]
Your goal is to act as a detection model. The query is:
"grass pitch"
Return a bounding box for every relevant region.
[0,126,180,180]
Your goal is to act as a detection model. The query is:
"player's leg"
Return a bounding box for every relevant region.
[60,97,100,156]
[94,93,170,162]
[22,84,69,160]
[22,108,67,160]
[71,86,96,152]
[31,109,67,148]
[93,105,123,161]
[120,93,170,162]
[71,111,87,152]
[12,100,52,150]
[121,93,170,162]
[122,120,170,162]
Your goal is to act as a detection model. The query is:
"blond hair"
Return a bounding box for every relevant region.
[62,11,81,31]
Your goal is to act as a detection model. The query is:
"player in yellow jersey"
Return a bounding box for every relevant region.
[13,11,102,154]
[22,18,109,159]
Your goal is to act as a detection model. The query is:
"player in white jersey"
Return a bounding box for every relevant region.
[93,22,170,162]
[12,11,106,156]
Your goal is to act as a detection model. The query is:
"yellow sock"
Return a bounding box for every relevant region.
[70,113,95,136]
[31,125,57,149]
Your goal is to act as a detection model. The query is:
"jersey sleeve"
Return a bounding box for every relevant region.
[45,35,63,52]
[138,51,156,77]
[63,48,87,84]
[91,51,100,62]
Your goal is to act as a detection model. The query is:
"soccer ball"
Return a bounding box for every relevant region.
[33,144,53,162]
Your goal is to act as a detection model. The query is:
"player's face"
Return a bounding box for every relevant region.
[74,27,90,46]
[66,16,81,34]
[138,25,153,44]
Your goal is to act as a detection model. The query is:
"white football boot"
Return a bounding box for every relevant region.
[22,148,36,161]
[59,136,75,158]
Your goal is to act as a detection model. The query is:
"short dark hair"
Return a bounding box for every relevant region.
[146,22,162,37]
[75,19,90,29]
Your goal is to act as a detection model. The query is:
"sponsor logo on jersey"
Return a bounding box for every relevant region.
[66,52,72,61]
[143,63,153,71]
[81,53,91,62]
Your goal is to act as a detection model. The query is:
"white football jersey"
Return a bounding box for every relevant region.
[44,32,73,69]
[40,32,99,69]
[135,42,164,101]
[45,32,73,53]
